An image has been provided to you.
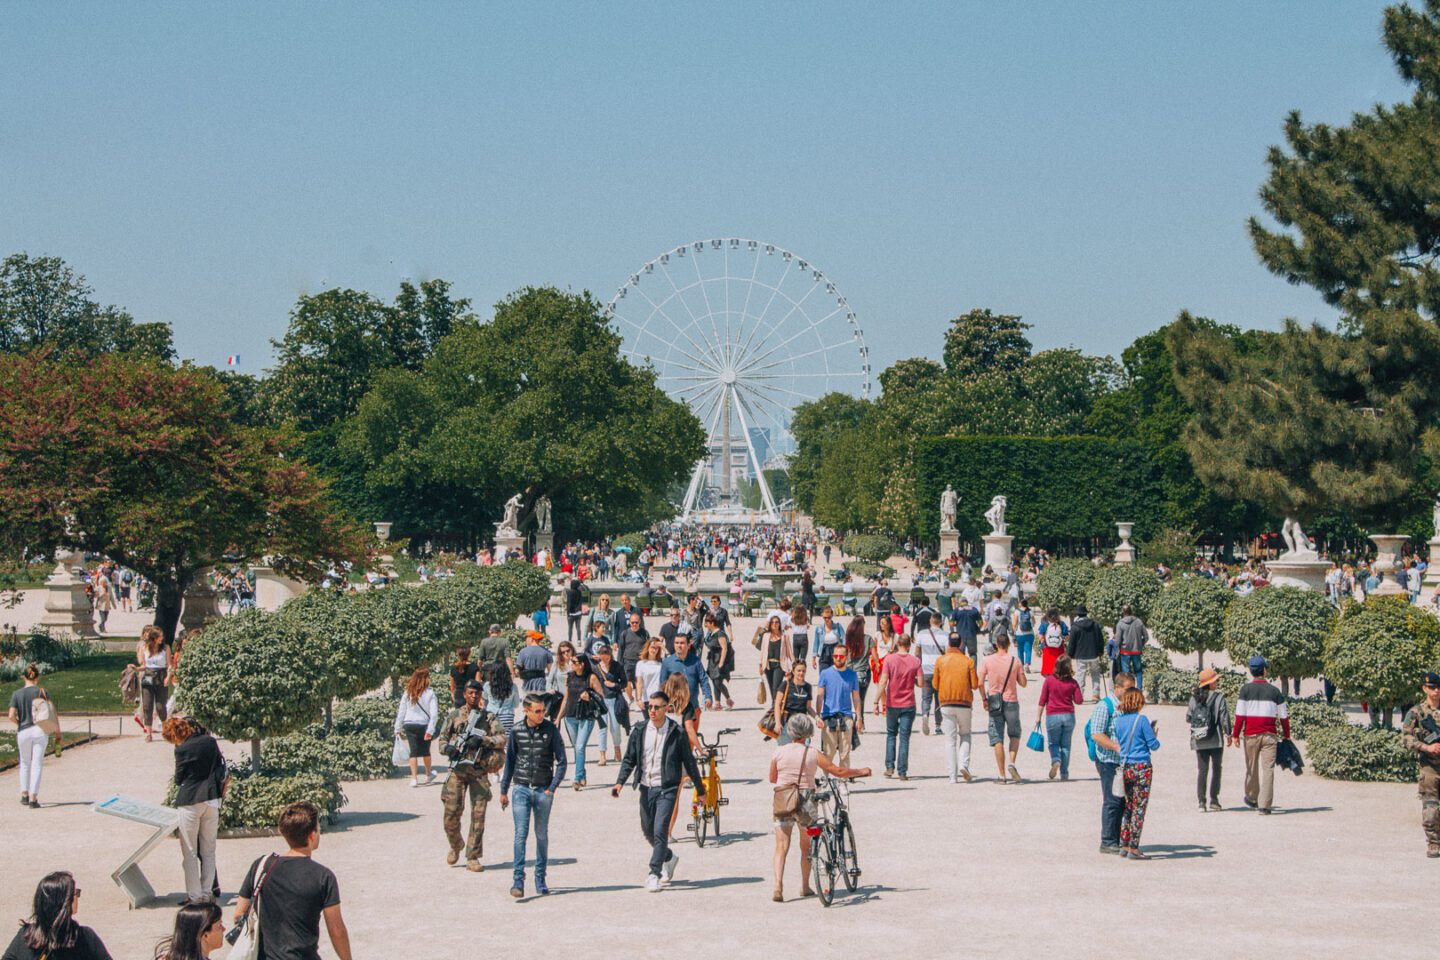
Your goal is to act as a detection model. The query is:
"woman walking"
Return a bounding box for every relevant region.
[558,652,605,789]
[1037,608,1068,677]
[1035,655,1084,780]
[482,661,519,734]
[1114,688,1161,859]
[8,664,54,809]
[1187,668,1230,812]
[768,714,870,902]
[753,615,792,699]
[153,900,224,960]
[164,717,226,905]
[135,625,170,741]
[634,637,667,702]
[92,571,116,633]
[844,616,875,711]
[789,607,811,664]
[772,661,814,745]
[4,871,112,960]
[591,643,627,766]
[393,667,441,787]
[1011,598,1036,672]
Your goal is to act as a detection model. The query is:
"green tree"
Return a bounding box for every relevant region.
[1223,587,1334,686]
[1323,595,1440,726]
[789,392,870,512]
[1034,558,1099,614]
[0,253,174,360]
[1085,565,1163,627]
[942,308,1032,380]
[1150,576,1234,668]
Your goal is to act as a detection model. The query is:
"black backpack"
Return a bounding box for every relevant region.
[1187,693,1217,744]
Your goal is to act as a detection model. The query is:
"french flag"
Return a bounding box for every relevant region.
[226,355,240,367]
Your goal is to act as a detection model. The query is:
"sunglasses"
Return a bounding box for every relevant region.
[647,704,667,712]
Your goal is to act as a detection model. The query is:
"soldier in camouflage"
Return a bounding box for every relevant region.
[438,680,508,871]
[1400,671,1440,859]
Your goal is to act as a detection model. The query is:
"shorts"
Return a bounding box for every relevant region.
[986,702,1021,746]
[403,723,432,758]
[623,661,638,684]
[118,585,132,599]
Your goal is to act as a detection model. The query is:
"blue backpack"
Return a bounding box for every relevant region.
[1084,696,1115,762]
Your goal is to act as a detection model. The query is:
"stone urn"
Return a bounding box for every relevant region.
[1368,534,1409,596]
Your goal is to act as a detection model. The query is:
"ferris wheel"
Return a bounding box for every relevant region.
[606,238,872,521]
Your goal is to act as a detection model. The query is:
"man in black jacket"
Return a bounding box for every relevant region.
[500,695,567,898]
[610,690,705,892]
[1066,605,1106,702]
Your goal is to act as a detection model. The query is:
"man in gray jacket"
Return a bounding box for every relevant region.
[1113,605,1148,695]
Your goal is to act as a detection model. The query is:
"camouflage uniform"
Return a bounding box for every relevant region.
[1400,701,1440,856]
[438,705,507,863]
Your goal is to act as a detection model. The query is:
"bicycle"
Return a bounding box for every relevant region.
[688,727,738,847]
[806,770,862,906]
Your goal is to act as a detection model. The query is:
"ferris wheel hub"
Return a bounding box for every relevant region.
[721,368,737,385]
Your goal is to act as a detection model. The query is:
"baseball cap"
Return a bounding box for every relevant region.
[1423,671,1440,688]
[1248,655,1268,672]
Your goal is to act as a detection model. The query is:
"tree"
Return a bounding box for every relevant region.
[942,309,1032,380]
[275,590,387,706]
[0,253,174,360]
[1084,565,1163,627]
[1035,558,1099,614]
[0,351,367,641]
[1223,587,1334,685]
[176,609,331,772]
[338,287,705,544]
[1323,595,1440,726]
[1150,576,1234,668]
[789,392,870,512]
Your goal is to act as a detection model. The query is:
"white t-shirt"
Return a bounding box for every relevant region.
[914,627,947,675]
[635,660,663,699]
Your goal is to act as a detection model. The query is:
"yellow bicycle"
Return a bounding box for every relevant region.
[689,727,737,847]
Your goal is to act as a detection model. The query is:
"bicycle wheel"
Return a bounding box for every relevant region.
[810,833,835,906]
[697,807,709,847]
[840,818,860,891]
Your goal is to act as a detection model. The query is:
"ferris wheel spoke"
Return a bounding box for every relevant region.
[687,249,727,366]
[730,245,763,369]
[742,369,865,381]
[741,340,857,376]
[630,286,723,372]
[656,262,728,369]
[732,275,827,371]
[731,258,795,368]
[740,378,818,406]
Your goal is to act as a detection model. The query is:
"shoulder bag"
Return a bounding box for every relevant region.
[229,854,280,960]
[757,680,788,740]
[986,658,1017,715]
[771,743,812,823]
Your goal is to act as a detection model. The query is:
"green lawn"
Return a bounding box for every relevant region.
[3,652,134,714]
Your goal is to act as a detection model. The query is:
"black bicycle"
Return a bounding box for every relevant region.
[806,770,861,906]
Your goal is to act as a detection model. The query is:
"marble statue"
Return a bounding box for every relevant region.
[1433,494,1440,540]
[536,495,553,533]
[984,495,1008,536]
[1281,516,1317,558]
[940,485,958,532]
[496,493,523,537]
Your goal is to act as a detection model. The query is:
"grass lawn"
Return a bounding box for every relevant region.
[3,652,134,714]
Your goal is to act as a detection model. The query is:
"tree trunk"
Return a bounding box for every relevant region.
[1197,650,1204,670]
[155,578,184,645]
[251,737,263,774]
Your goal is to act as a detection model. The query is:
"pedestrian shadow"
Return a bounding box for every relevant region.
[523,882,642,900]
[826,883,926,907]
[669,875,764,890]
[849,786,911,795]
[487,857,579,871]
[724,777,764,786]
[329,810,421,831]
[702,830,765,847]
[1267,806,1333,816]
[1141,844,1216,860]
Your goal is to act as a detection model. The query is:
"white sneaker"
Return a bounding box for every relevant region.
[646,874,661,893]
[409,778,419,788]
[662,853,679,884]
[426,772,436,785]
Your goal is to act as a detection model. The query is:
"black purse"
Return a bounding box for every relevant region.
[986,659,1016,715]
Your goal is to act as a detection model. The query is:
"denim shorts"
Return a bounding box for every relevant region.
[987,702,1021,745]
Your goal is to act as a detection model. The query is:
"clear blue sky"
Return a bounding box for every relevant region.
[0,1,1409,379]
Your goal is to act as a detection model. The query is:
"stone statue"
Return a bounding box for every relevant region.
[536,495,553,533]
[496,493,523,537]
[1433,494,1440,541]
[984,495,1007,536]
[1281,517,1317,558]
[939,485,958,533]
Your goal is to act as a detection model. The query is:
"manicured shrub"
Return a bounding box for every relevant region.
[843,561,897,581]
[1085,564,1162,627]
[217,768,345,830]
[324,696,398,737]
[1305,723,1417,783]
[1034,558,1097,614]
[1150,575,1233,667]
[844,534,895,564]
[1323,596,1440,722]
[615,533,648,554]
[1286,696,1350,740]
[1222,587,1333,681]
[354,585,447,680]
[263,730,394,782]
[276,590,388,701]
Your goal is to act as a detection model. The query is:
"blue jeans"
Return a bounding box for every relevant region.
[885,706,916,776]
[1096,761,1123,848]
[595,699,621,755]
[1046,713,1076,778]
[1118,653,1143,694]
[510,785,553,888]
[565,717,594,784]
[1015,634,1034,667]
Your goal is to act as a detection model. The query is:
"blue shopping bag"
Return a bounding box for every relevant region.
[1026,723,1045,753]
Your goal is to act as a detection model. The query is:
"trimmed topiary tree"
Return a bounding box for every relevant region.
[1085,564,1162,627]
[355,585,448,680]
[1034,558,1098,615]
[844,534,895,565]
[1150,575,1233,668]
[1322,595,1440,728]
[1222,587,1333,689]
[276,590,388,707]
[1306,723,1418,782]
[615,532,648,554]
[176,608,331,773]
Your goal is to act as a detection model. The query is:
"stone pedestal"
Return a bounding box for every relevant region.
[250,566,307,612]
[1266,556,1330,592]
[179,568,225,630]
[533,532,555,559]
[494,534,526,564]
[37,555,96,638]
[1114,522,1137,565]
[1369,533,1409,597]
[939,530,960,561]
[983,534,1013,574]
[1421,537,1440,604]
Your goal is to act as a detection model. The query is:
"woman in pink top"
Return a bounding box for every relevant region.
[769,713,870,903]
[1035,655,1084,780]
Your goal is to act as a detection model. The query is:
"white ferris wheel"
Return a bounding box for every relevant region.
[606,238,872,521]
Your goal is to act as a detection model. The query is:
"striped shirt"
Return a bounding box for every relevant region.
[1232,680,1291,739]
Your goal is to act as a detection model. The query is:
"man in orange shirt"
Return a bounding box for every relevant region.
[933,633,981,783]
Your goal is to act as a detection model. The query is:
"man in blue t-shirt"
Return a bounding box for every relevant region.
[953,598,983,659]
[815,646,862,765]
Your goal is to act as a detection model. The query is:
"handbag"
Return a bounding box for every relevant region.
[33,692,61,737]
[771,744,811,822]
[756,678,768,705]
[229,854,280,960]
[757,680,788,740]
[986,658,1017,715]
[1026,722,1045,753]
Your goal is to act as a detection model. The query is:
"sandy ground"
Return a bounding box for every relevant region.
[3,603,1435,959]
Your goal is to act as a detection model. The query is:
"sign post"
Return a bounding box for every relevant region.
[93,795,180,908]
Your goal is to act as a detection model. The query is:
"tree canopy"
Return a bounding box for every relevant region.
[0,253,174,360]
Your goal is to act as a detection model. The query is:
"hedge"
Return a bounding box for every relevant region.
[1306,724,1418,783]
[217,768,345,830]
[1286,696,1350,740]
[844,534,894,564]
[263,730,394,782]
[1034,558,1097,614]
[915,436,1164,546]
[844,561,896,581]
[615,533,648,554]
[1139,646,1244,705]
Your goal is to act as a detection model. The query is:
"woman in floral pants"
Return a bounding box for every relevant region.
[1114,689,1161,859]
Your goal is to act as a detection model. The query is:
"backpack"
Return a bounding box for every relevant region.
[1187,693,1217,744]
[1084,696,1115,762]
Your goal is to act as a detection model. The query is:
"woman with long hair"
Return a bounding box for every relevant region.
[4,871,111,960]
[557,652,604,789]
[482,660,519,733]
[7,664,52,809]
[591,643,627,765]
[92,570,116,633]
[1114,688,1161,860]
[773,661,813,745]
[789,606,811,664]
[164,717,226,905]
[449,647,477,709]
[393,667,440,787]
[634,638,666,702]
[135,625,170,741]
[153,900,223,960]
[546,641,575,722]
[844,616,874,711]
[753,615,792,700]
[1035,655,1084,781]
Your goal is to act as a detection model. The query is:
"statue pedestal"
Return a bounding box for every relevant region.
[1266,555,1329,592]
[180,571,225,631]
[494,534,526,563]
[939,530,960,561]
[1369,534,1409,597]
[251,566,307,612]
[1421,537,1440,604]
[533,533,555,559]
[983,534,1013,574]
[37,559,96,638]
